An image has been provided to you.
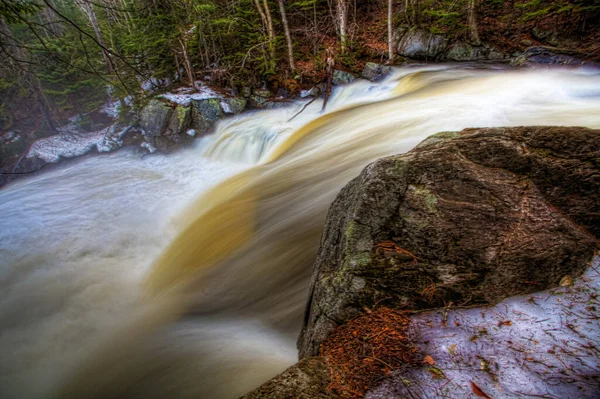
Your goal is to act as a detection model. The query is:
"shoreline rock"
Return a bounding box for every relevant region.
[299,126,599,358]
[241,126,599,398]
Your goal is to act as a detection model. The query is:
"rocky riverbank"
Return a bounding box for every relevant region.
[243,126,600,398]
[4,40,599,190]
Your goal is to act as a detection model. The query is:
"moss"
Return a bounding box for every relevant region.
[414,186,438,213]
[431,131,460,140]
[176,105,189,125]
[352,252,372,268]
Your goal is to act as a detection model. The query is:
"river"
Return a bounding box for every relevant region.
[1,65,600,398]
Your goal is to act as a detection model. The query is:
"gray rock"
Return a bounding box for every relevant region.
[221,97,247,114]
[190,98,224,135]
[511,46,598,67]
[139,99,173,138]
[254,88,272,98]
[396,29,448,60]
[249,89,272,108]
[361,62,392,82]
[240,357,334,399]
[446,42,506,61]
[332,69,357,86]
[154,105,194,153]
[298,126,600,358]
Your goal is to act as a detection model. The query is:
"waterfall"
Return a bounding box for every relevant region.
[1,66,599,399]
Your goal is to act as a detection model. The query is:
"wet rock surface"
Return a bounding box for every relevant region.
[511,46,600,67]
[332,70,358,86]
[240,357,335,399]
[396,29,449,60]
[299,126,600,358]
[361,63,393,82]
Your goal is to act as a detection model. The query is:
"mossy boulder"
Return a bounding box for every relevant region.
[154,105,193,153]
[361,62,392,82]
[332,70,357,86]
[139,99,172,138]
[221,97,247,114]
[298,126,600,358]
[190,98,224,135]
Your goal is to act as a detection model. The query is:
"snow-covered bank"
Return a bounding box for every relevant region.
[371,255,600,398]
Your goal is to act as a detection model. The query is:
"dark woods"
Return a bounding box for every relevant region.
[1,0,599,137]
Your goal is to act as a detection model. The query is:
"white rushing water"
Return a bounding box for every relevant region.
[1,65,600,399]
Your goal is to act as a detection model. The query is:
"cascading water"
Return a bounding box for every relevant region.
[1,66,600,399]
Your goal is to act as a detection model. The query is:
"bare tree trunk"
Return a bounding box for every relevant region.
[30,75,57,132]
[467,0,481,45]
[388,0,394,62]
[322,48,335,111]
[0,19,57,132]
[262,0,275,69]
[336,0,348,53]
[75,0,114,73]
[277,0,295,72]
[178,37,196,88]
[253,0,276,72]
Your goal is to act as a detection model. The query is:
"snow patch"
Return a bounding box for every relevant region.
[99,100,121,119]
[220,100,233,114]
[141,141,157,153]
[158,84,221,106]
[0,132,21,146]
[369,256,600,399]
[27,131,106,163]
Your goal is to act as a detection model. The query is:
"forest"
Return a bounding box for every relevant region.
[1,0,599,137]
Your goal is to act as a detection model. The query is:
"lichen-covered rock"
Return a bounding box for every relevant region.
[443,42,507,61]
[332,70,357,86]
[153,105,193,153]
[511,46,598,67]
[221,97,247,114]
[396,29,448,60]
[240,357,335,399]
[190,98,224,135]
[298,126,599,358]
[139,99,173,138]
[361,62,392,82]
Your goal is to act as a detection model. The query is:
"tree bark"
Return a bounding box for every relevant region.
[336,0,348,53]
[467,0,481,45]
[253,0,276,73]
[277,0,295,72]
[178,36,196,88]
[75,0,114,73]
[0,19,57,132]
[388,0,394,62]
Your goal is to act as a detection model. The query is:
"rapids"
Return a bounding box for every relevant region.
[1,65,600,399]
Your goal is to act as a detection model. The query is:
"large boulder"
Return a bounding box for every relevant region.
[221,97,247,114]
[511,46,599,67]
[396,29,448,60]
[155,105,193,153]
[139,99,172,138]
[361,62,392,82]
[190,98,224,135]
[445,42,506,61]
[240,357,334,399]
[298,126,599,358]
[332,70,357,86]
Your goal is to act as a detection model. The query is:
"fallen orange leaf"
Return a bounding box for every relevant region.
[423,355,435,365]
[471,381,491,399]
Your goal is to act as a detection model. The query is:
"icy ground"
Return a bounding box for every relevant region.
[369,256,600,398]
[158,82,221,106]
